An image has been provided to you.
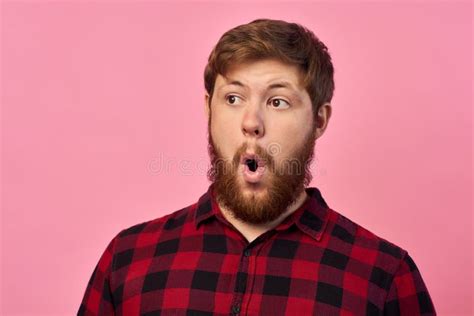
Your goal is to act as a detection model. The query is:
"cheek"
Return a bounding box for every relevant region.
[210,115,242,159]
[265,117,299,145]
[266,118,312,160]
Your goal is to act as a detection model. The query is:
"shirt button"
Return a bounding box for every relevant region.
[232,305,241,314]
[244,250,251,257]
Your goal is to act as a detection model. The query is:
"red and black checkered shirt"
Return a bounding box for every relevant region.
[78,184,436,315]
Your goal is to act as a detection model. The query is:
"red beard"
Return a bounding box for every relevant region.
[206,121,317,225]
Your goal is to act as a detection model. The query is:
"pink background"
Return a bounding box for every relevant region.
[1,1,472,315]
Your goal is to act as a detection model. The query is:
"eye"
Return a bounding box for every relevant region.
[225,94,243,105]
[269,98,290,109]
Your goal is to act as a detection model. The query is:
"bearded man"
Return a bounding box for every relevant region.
[79,19,436,316]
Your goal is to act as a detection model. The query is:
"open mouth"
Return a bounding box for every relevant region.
[240,154,266,183]
[240,154,266,172]
[245,158,259,172]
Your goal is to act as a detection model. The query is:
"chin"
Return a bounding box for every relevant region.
[239,177,269,193]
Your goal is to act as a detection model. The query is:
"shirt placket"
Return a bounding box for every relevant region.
[229,230,275,316]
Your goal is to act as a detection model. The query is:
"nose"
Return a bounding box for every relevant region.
[241,105,265,138]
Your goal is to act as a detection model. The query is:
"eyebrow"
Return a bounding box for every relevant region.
[223,79,298,92]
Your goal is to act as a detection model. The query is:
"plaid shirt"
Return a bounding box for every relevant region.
[78,184,436,315]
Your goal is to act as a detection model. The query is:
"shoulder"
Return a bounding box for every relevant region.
[327,207,408,274]
[109,201,199,249]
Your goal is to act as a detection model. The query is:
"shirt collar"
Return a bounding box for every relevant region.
[194,184,330,241]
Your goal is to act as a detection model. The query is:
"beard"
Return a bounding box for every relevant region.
[206,119,317,225]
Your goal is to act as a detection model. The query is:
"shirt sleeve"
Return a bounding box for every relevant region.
[383,251,436,315]
[77,236,117,316]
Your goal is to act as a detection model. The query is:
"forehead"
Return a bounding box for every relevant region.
[216,59,306,92]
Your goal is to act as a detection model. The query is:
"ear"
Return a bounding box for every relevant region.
[204,93,210,120]
[314,102,332,139]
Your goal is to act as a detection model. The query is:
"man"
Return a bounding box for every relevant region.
[78,19,436,315]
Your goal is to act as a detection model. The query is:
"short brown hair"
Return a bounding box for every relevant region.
[204,19,335,119]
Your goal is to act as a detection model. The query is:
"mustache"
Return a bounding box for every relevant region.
[232,143,275,169]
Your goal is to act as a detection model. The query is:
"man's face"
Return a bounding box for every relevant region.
[206,59,317,225]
